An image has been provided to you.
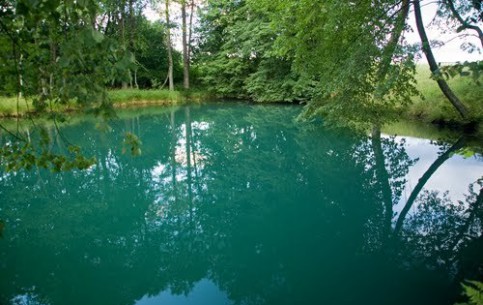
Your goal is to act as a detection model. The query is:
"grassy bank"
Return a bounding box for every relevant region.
[109,89,182,106]
[0,96,35,117]
[406,65,482,124]
[0,67,480,126]
[110,88,213,106]
[0,89,213,118]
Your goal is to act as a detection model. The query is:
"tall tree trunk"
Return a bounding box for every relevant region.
[49,39,57,95]
[13,42,23,100]
[18,56,23,100]
[188,0,195,75]
[165,0,174,91]
[413,0,469,119]
[134,68,139,89]
[120,0,128,89]
[104,11,112,35]
[181,0,190,89]
[128,0,135,51]
[128,0,135,89]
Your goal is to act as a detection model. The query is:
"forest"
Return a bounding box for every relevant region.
[0,0,481,117]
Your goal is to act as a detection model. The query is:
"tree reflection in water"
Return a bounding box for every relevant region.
[0,104,482,305]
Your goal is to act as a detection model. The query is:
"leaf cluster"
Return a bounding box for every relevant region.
[0,129,95,172]
[457,280,483,305]
[434,61,483,85]
[122,131,142,156]
[253,0,421,127]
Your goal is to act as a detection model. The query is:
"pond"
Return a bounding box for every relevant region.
[0,103,482,305]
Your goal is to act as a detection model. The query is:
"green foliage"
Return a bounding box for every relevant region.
[0,96,32,117]
[0,0,144,171]
[122,132,142,156]
[0,129,96,172]
[133,17,183,88]
[0,88,207,118]
[435,61,483,85]
[196,0,315,102]
[0,0,125,104]
[195,0,424,126]
[196,0,480,127]
[251,0,420,127]
[457,281,483,305]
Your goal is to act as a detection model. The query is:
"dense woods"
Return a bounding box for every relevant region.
[0,0,184,100]
[1,0,481,116]
[195,0,482,125]
[0,0,482,170]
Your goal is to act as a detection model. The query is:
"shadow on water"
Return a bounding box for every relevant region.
[0,103,482,305]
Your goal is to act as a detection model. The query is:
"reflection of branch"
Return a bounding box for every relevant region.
[191,123,204,197]
[0,123,25,141]
[394,136,466,235]
[170,110,178,204]
[186,107,193,213]
[0,220,4,238]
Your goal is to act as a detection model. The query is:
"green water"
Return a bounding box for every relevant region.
[0,103,482,305]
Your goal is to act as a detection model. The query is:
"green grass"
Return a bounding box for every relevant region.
[0,89,213,118]
[108,89,182,105]
[0,96,34,117]
[407,65,483,123]
[108,88,213,105]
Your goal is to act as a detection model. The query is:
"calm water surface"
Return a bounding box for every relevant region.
[0,103,482,305]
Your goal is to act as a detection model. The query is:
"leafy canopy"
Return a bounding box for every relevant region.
[247,0,420,127]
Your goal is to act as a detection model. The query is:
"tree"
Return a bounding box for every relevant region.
[440,0,483,48]
[181,0,190,88]
[413,0,469,119]
[165,0,175,91]
[94,0,140,88]
[0,0,134,171]
[247,0,418,126]
[246,0,481,125]
[134,17,181,88]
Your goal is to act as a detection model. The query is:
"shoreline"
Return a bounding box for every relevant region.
[0,90,481,136]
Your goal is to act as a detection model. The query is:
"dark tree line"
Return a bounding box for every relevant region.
[194,0,482,124]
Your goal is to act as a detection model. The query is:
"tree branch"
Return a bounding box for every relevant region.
[443,0,483,48]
